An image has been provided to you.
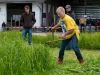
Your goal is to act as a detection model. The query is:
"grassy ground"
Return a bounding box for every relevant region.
[50,48,100,75]
[0,31,100,75]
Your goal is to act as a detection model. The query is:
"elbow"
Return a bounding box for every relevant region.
[69,29,74,33]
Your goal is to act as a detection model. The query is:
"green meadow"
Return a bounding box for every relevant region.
[0,31,100,75]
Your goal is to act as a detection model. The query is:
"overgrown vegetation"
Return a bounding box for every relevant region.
[32,32,100,50]
[0,31,54,75]
[79,32,100,50]
[0,31,100,75]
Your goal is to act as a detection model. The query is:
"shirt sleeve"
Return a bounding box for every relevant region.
[71,13,76,21]
[20,14,24,26]
[32,14,36,25]
[65,19,75,30]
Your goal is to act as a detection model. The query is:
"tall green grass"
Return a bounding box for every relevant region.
[0,31,54,75]
[0,31,100,75]
[79,32,100,50]
[32,32,100,50]
[32,33,61,48]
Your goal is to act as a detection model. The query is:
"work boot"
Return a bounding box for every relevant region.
[78,58,84,64]
[58,58,63,64]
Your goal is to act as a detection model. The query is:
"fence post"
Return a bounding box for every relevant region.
[11,17,12,30]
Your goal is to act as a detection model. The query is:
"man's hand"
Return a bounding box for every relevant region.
[51,24,60,32]
[60,34,66,39]
[51,27,56,32]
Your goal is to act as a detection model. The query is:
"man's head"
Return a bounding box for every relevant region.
[87,16,90,19]
[82,15,84,18]
[24,5,30,14]
[56,7,65,18]
[65,5,71,12]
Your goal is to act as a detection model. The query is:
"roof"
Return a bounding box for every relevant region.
[0,0,45,3]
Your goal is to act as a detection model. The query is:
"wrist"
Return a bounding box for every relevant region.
[64,32,67,35]
[52,27,55,30]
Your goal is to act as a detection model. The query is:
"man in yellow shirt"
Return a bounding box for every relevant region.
[51,7,84,64]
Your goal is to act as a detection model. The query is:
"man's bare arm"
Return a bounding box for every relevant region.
[65,29,74,35]
[51,24,60,30]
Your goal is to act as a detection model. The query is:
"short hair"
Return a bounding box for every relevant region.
[56,7,65,13]
[24,5,30,9]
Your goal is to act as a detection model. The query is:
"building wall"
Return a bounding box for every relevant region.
[73,6,100,19]
[0,2,52,30]
[0,3,7,31]
[32,2,51,27]
[42,3,51,26]
[32,2,42,27]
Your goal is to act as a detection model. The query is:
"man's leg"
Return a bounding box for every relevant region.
[81,24,83,32]
[22,28,27,39]
[71,35,84,64]
[28,28,33,45]
[89,25,91,32]
[58,39,71,64]
[80,24,82,32]
[66,40,72,50]
[83,24,85,32]
[81,24,84,32]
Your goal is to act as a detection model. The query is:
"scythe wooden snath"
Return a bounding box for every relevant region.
[45,30,62,44]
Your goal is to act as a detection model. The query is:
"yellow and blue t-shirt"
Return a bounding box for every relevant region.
[58,14,80,40]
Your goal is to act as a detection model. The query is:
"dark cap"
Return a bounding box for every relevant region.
[65,5,71,9]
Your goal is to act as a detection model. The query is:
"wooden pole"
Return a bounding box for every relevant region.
[45,39,62,43]
[42,3,43,26]
[54,0,57,26]
[54,0,56,15]
[52,31,54,41]
[46,0,49,26]
[84,0,86,15]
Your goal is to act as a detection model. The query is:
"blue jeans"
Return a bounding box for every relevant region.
[66,40,72,50]
[87,24,91,32]
[59,35,83,60]
[22,28,33,44]
[2,26,6,31]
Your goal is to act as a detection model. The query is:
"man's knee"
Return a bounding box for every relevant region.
[72,46,78,50]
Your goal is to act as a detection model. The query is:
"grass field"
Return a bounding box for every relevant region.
[0,31,100,75]
[51,49,100,75]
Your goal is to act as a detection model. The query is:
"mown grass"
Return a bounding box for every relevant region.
[0,31,100,75]
[51,48,100,75]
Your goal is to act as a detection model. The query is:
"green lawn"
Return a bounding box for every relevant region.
[50,48,100,75]
[0,31,100,75]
